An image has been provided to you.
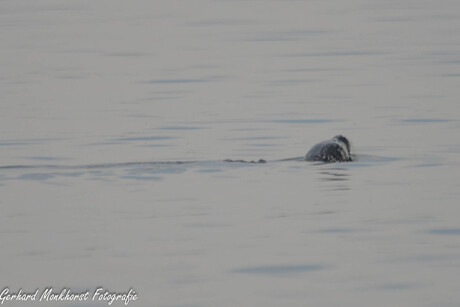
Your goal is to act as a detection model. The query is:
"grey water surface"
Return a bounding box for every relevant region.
[1,0,460,306]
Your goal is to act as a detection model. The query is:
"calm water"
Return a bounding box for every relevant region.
[1,0,460,306]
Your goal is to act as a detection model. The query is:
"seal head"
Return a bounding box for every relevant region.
[305,135,353,163]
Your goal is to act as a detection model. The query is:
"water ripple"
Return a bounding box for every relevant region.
[232,264,327,275]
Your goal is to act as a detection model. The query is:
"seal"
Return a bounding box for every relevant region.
[305,135,354,163]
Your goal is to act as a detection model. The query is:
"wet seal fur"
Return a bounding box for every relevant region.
[305,135,354,163]
[224,135,354,164]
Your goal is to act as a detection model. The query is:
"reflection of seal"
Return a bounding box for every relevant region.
[305,135,353,163]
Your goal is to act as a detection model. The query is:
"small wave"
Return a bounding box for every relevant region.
[0,161,197,171]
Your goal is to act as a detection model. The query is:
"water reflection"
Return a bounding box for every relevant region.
[319,169,349,181]
[0,159,355,185]
[0,161,194,184]
[317,167,350,191]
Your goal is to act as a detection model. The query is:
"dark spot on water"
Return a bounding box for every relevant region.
[232,264,326,275]
[429,229,460,235]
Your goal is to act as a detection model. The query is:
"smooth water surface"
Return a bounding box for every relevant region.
[1,0,460,306]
